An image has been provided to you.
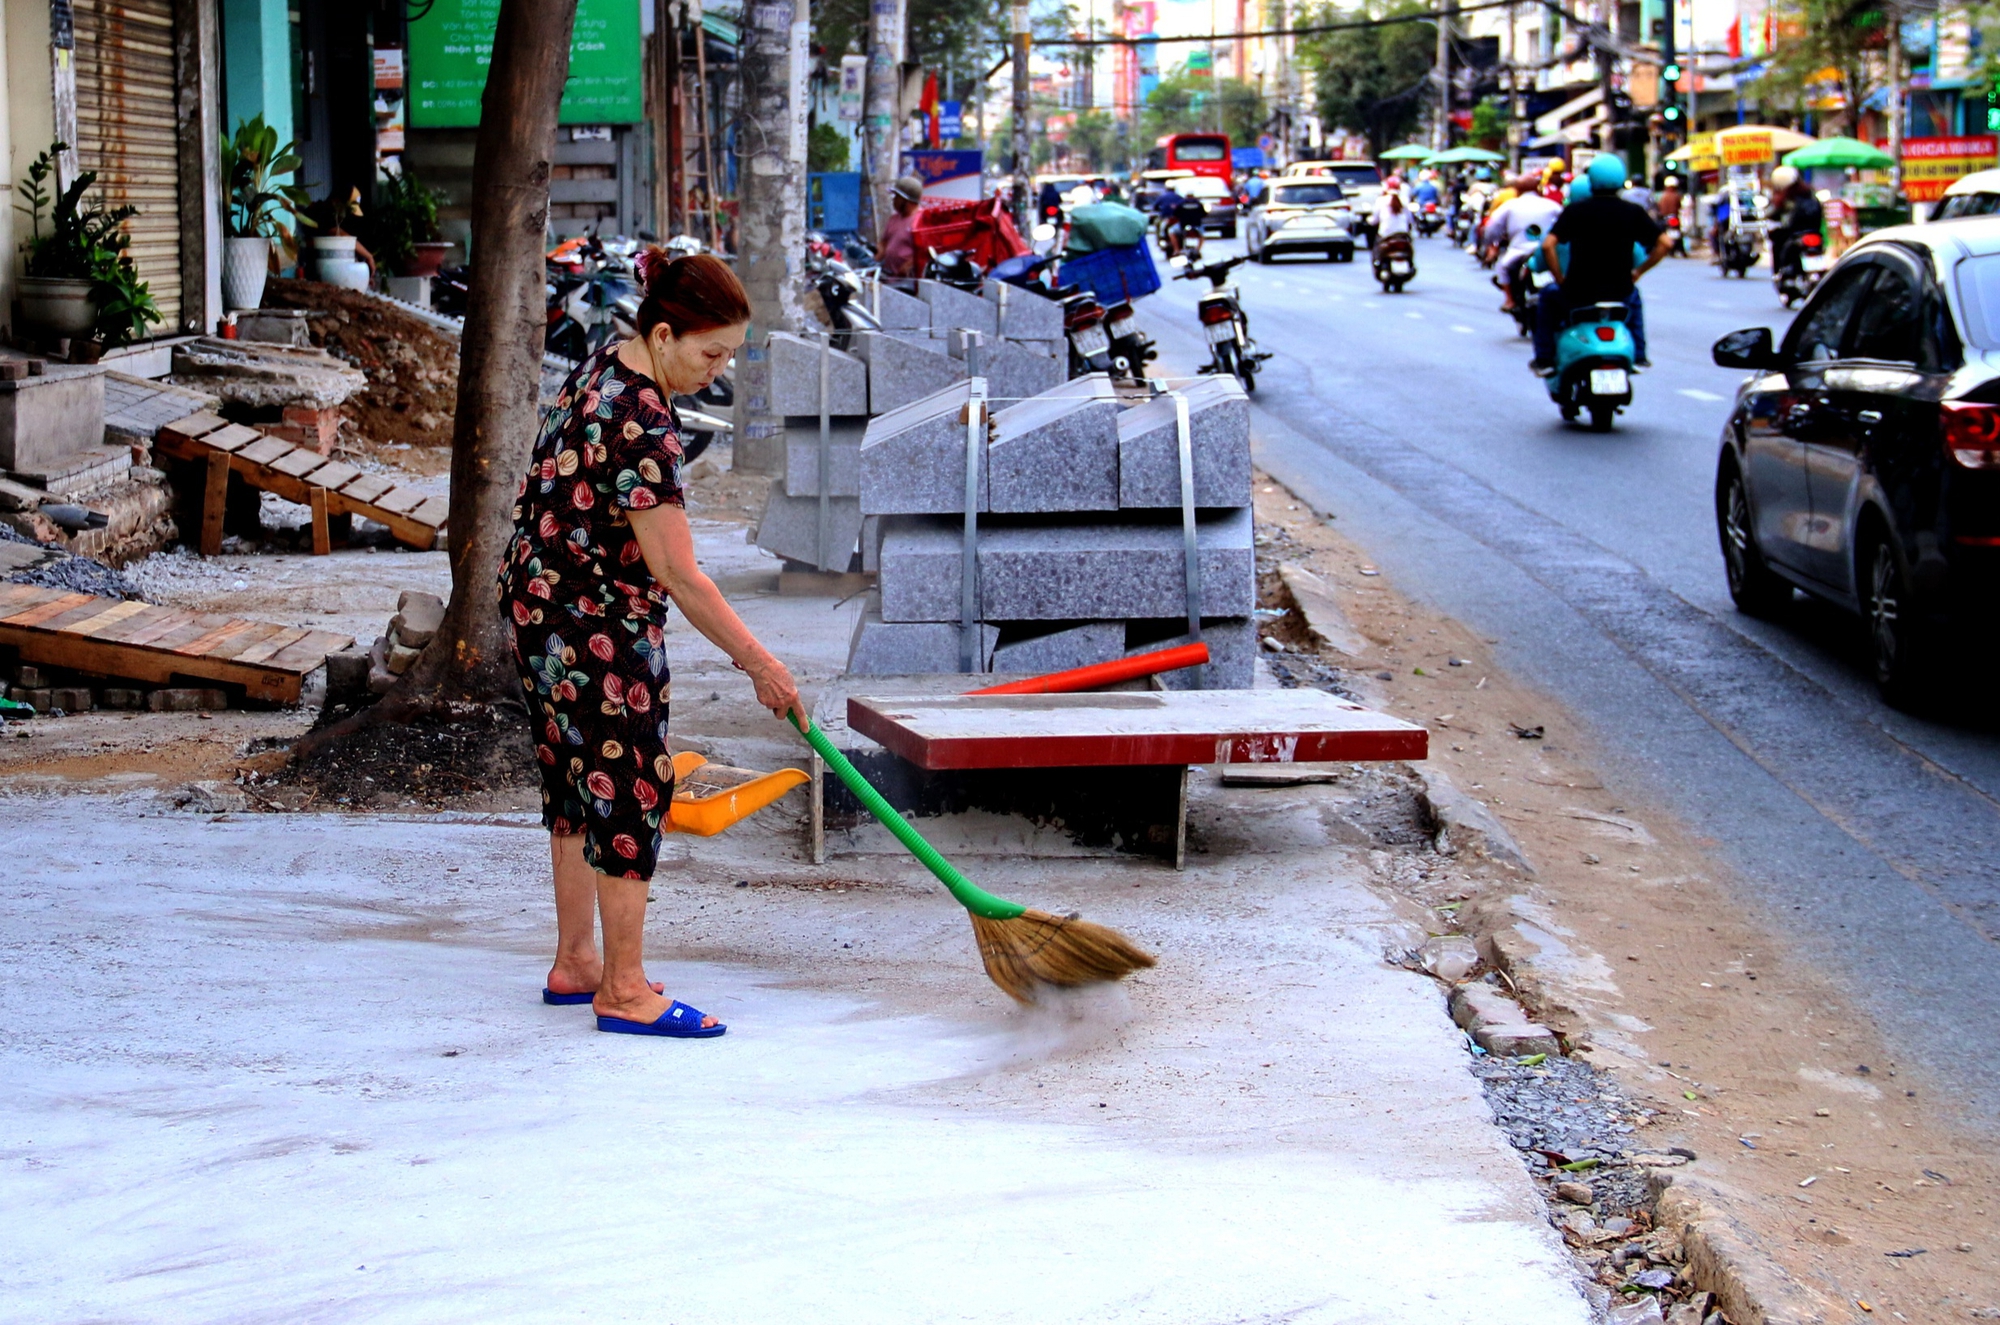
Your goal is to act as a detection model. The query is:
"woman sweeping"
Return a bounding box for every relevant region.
[498,252,801,1040]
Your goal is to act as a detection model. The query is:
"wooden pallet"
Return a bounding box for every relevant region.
[0,583,352,703]
[152,412,448,555]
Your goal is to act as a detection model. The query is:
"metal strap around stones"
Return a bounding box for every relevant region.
[1174,389,1205,687]
[960,376,988,674]
[817,334,832,572]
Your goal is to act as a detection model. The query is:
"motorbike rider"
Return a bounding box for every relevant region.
[1413,171,1441,209]
[1153,180,1206,258]
[1483,174,1562,312]
[878,175,925,279]
[1373,187,1414,239]
[1536,155,1673,372]
[1766,165,1825,282]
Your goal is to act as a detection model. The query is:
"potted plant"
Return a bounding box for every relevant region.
[370,171,451,277]
[14,141,137,339]
[311,186,364,275]
[90,254,161,357]
[220,115,312,310]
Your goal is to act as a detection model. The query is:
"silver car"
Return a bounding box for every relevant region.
[1246,179,1357,263]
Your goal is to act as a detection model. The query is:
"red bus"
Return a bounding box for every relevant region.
[1146,133,1233,185]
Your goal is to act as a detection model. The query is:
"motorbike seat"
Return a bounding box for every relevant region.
[1566,303,1629,327]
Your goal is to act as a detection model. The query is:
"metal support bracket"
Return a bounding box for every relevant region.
[816,334,832,572]
[959,376,988,674]
[1172,390,1204,689]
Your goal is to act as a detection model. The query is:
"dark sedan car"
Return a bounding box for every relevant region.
[1711,219,2000,708]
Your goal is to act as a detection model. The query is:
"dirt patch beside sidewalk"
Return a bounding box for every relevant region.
[1249,474,2000,1323]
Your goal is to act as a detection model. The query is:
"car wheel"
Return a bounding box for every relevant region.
[1866,535,1939,712]
[1224,224,1238,239]
[1717,465,1794,618]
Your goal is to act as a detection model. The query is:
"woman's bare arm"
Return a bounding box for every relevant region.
[626,504,804,724]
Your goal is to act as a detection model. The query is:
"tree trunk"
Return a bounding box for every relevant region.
[302,0,575,753]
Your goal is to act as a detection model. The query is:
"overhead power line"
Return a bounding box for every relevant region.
[1036,0,1529,47]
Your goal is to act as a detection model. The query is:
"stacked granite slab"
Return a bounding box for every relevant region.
[847,372,1256,688]
[757,280,1068,570]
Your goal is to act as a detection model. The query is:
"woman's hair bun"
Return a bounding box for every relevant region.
[634,249,751,339]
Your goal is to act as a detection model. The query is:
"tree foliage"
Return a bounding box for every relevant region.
[1751,0,1891,133]
[1296,0,1436,157]
[808,120,852,172]
[1141,71,1269,147]
[1062,109,1128,171]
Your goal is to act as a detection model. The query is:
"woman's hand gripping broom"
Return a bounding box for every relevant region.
[789,714,1155,1003]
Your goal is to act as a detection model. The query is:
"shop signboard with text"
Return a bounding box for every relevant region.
[1893,135,1999,202]
[408,0,643,128]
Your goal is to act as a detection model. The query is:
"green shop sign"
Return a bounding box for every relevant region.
[408,0,642,128]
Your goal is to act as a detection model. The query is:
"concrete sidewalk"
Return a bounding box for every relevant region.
[0,787,1592,1323]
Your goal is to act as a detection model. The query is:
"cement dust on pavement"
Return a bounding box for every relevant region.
[1249,474,2000,1323]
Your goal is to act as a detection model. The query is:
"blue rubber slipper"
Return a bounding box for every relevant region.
[596,1001,727,1038]
[542,988,594,1005]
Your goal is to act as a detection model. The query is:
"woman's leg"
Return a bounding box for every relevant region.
[593,873,718,1028]
[545,833,602,995]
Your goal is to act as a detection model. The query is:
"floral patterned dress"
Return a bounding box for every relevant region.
[498,346,683,880]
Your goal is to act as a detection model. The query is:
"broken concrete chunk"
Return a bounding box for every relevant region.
[1418,766,1533,873]
[322,645,371,708]
[1114,374,1252,510]
[392,591,446,649]
[386,641,423,675]
[0,476,47,513]
[367,635,397,695]
[1278,563,1368,658]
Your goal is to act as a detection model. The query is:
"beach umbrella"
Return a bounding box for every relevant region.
[1783,136,1897,170]
[1379,144,1434,160]
[1428,146,1507,165]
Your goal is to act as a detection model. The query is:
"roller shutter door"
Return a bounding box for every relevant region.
[73,0,185,332]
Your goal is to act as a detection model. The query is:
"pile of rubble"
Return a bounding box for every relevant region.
[259,279,461,451]
[843,372,1256,687]
[323,590,445,707]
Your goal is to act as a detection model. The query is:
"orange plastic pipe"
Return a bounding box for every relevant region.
[965,642,1211,696]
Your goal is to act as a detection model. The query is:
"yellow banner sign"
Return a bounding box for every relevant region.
[1720,131,1774,166]
[1898,135,1999,202]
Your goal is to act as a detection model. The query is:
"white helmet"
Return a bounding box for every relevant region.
[1770,165,1800,191]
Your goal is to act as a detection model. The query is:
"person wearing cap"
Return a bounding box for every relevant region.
[879,175,925,279]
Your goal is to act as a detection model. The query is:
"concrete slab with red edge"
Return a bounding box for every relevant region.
[845,688,1429,771]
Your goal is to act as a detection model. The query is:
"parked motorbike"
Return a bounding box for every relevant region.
[924,248,985,291]
[805,236,884,352]
[1373,232,1416,292]
[1057,287,1116,378]
[1543,301,1636,432]
[545,230,642,362]
[1171,252,1267,393]
[1102,298,1156,381]
[1773,231,1830,309]
[1718,223,1760,278]
[1415,200,1445,237]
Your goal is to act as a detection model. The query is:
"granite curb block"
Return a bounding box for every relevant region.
[852,330,968,414]
[1415,766,1534,873]
[859,381,984,516]
[1277,562,1370,658]
[917,279,998,339]
[782,417,867,498]
[755,491,864,569]
[763,332,868,417]
[982,281,1066,340]
[1650,1177,1834,1325]
[847,602,998,674]
[1114,374,1254,509]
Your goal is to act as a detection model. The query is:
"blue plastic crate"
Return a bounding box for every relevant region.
[1058,242,1161,304]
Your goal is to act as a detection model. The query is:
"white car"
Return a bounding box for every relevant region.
[1246,178,1357,263]
[1931,168,2000,220]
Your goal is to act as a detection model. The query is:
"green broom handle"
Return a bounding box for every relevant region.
[789,712,1026,921]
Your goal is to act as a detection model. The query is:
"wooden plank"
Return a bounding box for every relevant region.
[336,473,395,505]
[175,618,268,660]
[90,604,185,644]
[143,612,238,654]
[202,620,289,661]
[235,436,295,467]
[373,486,428,516]
[309,486,332,556]
[0,623,305,703]
[199,423,263,454]
[0,585,64,620]
[159,411,226,444]
[117,607,201,648]
[58,598,149,635]
[270,448,329,479]
[264,628,355,671]
[845,690,1430,770]
[32,599,129,634]
[232,626,311,665]
[305,460,362,491]
[5,593,99,629]
[200,450,229,556]
[376,513,440,551]
[407,495,451,529]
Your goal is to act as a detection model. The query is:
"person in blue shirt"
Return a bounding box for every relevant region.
[1413,173,1441,207]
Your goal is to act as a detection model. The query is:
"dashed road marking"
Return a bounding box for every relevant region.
[1678,388,1727,402]
[1406,312,1424,319]
[1451,324,1476,334]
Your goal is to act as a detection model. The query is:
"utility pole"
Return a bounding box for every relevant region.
[1012,0,1031,226]
[1597,0,1616,153]
[865,0,906,244]
[733,2,809,476]
[1506,1,1522,170]
[1435,1,1453,149]
[1885,0,1904,193]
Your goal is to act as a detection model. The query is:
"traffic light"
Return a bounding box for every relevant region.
[1660,59,1684,132]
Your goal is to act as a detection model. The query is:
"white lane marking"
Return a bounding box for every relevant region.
[1363,300,1381,309]
[1405,312,1424,320]
[1678,388,1726,402]
[1451,324,1476,334]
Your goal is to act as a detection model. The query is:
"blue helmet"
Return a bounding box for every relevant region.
[1567,176,1593,204]
[1585,153,1628,192]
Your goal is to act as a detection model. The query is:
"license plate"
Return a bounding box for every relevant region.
[1589,368,1629,396]
[1204,320,1238,346]
[1071,325,1110,356]
[1107,315,1135,339]
[1802,254,1830,272]
[1392,261,1412,273]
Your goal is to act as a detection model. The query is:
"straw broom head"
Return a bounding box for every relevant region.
[969,908,1157,1004]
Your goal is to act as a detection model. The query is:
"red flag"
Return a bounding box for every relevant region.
[921,72,940,148]
[1726,15,1741,57]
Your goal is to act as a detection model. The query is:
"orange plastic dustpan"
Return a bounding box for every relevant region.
[665,751,809,836]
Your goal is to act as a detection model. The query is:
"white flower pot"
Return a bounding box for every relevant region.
[222,236,271,311]
[310,235,358,261]
[317,259,372,291]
